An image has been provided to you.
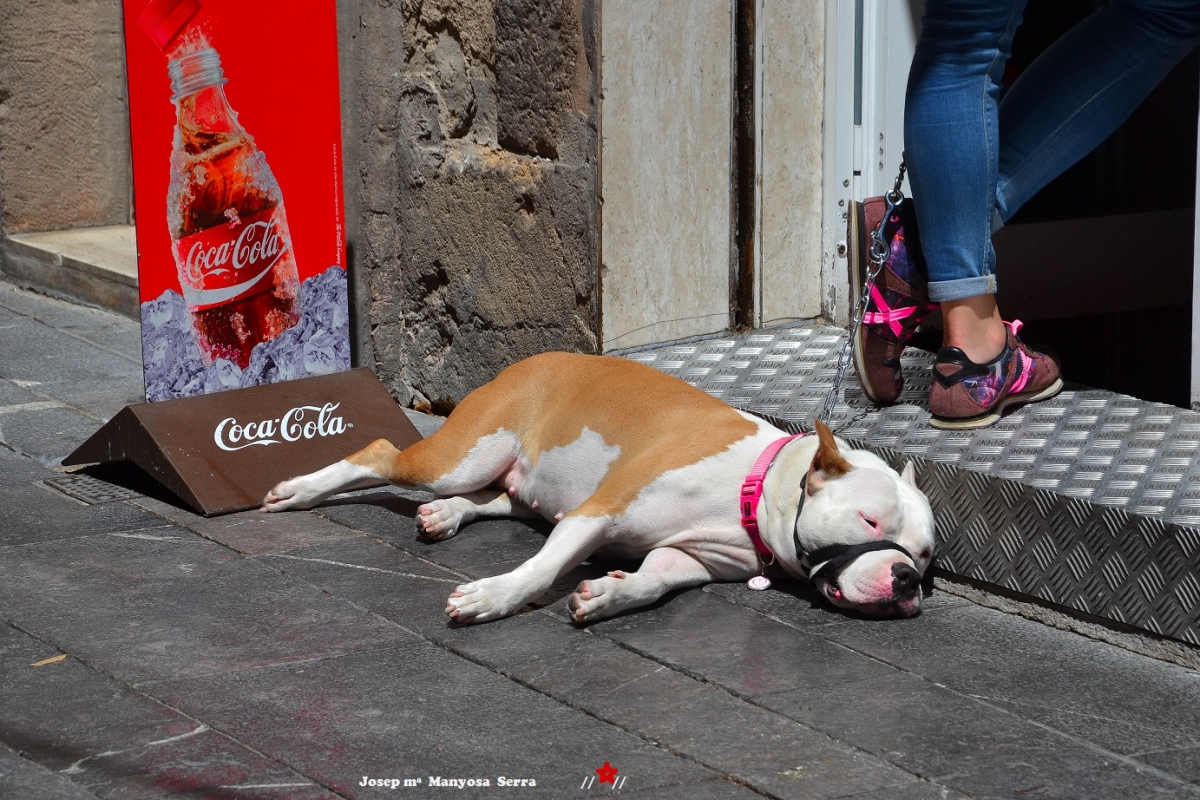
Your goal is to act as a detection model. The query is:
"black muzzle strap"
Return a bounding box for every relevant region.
[806,541,913,583]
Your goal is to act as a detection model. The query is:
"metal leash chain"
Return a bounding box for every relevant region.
[815,160,908,428]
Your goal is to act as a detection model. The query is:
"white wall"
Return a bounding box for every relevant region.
[600,0,735,351]
[757,0,827,326]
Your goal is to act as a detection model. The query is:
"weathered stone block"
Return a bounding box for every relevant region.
[0,1,131,234]
[496,0,591,161]
[348,0,599,410]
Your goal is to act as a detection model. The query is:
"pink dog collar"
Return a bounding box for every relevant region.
[740,434,807,589]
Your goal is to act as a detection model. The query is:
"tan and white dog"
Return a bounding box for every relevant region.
[263,352,936,624]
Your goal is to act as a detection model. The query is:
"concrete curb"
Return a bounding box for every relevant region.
[1,226,137,318]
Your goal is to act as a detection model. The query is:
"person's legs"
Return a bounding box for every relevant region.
[944,0,1200,365]
[903,0,1062,428]
[904,0,1025,363]
[906,0,1200,426]
[996,0,1200,222]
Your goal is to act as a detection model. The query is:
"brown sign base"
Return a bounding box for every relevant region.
[64,368,422,517]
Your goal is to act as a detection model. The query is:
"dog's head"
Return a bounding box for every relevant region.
[766,421,936,618]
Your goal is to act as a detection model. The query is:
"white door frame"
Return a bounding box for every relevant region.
[821,0,921,325]
[1192,90,1200,410]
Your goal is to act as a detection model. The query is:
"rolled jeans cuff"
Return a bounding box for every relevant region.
[927,274,997,303]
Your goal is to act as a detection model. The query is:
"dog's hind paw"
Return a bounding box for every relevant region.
[567,571,631,624]
[417,498,471,540]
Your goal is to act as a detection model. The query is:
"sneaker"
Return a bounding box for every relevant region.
[848,196,939,405]
[929,320,1063,430]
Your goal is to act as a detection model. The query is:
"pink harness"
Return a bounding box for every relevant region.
[739,434,807,589]
[862,284,939,336]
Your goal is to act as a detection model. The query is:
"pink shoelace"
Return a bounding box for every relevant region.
[1005,319,1034,394]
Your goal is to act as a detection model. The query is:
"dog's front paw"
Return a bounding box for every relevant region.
[445,575,529,624]
[417,498,471,540]
[568,570,630,624]
[262,478,323,512]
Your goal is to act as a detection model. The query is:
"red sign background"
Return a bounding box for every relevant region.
[123,0,346,303]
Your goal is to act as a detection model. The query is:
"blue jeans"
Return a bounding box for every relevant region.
[905,0,1200,303]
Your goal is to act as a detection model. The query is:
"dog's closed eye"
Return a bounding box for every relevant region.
[859,513,880,532]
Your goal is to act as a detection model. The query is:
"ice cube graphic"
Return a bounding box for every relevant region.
[140,266,352,401]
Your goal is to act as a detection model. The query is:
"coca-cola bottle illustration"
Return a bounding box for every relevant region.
[165,45,301,368]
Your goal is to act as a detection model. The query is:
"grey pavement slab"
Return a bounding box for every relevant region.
[254,537,948,799]
[254,536,475,637]
[0,742,100,800]
[832,784,970,800]
[0,403,109,465]
[592,589,906,697]
[256,522,612,626]
[0,531,419,684]
[402,408,446,438]
[132,496,366,556]
[759,671,1194,799]
[316,493,559,570]
[786,601,1200,760]
[447,620,939,799]
[1143,748,1200,786]
[617,777,766,798]
[0,315,142,420]
[703,574,975,628]
[0,377,104,464]
[0,375,46,406]
[312,489,428,537]
[0,624,333,800]
[147,644,717,799]
[0,280,141,361]
[0,449,176,547]
[313,491,639,600]
[594,587,1200,798]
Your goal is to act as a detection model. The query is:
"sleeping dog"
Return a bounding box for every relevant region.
[263,352,936,623]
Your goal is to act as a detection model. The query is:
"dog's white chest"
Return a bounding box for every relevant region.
[599,437,766,577]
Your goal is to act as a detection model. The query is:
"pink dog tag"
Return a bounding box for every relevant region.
[748,575,771,591]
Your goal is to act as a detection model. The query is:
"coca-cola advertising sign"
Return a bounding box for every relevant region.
[123,0,350,401]
[64,369,423,517]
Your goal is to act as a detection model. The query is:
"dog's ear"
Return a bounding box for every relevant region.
[901,461,918,487]
[808,420,853,492]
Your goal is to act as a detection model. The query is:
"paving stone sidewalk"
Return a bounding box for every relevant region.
[2,280,1200,799]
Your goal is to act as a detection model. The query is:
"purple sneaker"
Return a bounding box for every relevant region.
[849,196,939,405]
[929,320,1063,430]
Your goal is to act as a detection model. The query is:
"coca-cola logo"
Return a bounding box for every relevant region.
[213,402,351,452]
[182,209,289,285]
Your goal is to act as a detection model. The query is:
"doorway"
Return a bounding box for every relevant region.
[995,1,1199,409]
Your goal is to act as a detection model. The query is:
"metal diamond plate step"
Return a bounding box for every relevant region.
[622,324,1200,646]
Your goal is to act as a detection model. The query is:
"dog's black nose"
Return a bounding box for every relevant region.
[891,562,921,598]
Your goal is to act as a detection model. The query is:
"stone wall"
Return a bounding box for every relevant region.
[345,0,600,412]
[0,1,132,235]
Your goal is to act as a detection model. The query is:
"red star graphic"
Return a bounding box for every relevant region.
[595,761,619,784]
